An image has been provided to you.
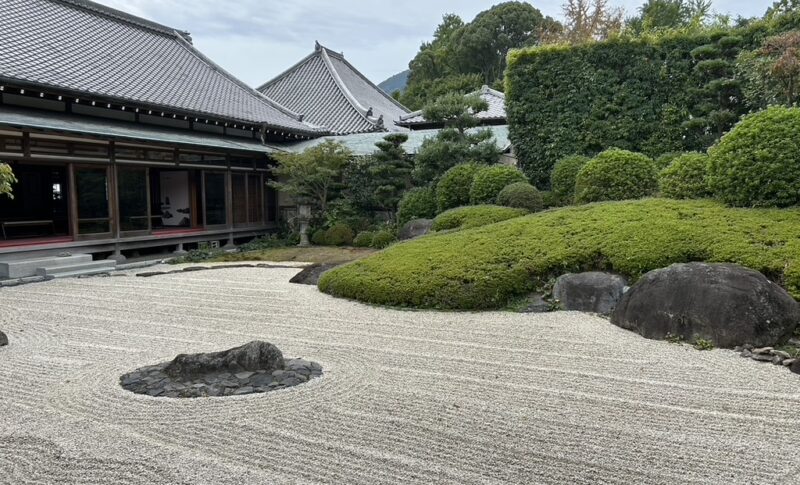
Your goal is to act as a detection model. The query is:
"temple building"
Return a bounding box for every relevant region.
[0,0,326,272]
[257,42,410,135]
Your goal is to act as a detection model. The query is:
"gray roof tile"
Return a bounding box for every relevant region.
[258,42,410,135]
[397,85,507,127]
[0,0,324,135]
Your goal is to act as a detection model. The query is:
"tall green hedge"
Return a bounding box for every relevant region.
[505,15,800,188]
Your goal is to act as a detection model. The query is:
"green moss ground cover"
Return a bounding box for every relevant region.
[431,205,528,232]
[319,199,800,310]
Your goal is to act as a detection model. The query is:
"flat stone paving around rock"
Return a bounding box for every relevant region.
[2,264,800,484]
[121,357,323,398]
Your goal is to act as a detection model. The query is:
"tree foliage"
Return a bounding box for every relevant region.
[399,2,558,109]
[559,0,624,44]
[269,140,352,214]
[413,94,500,182]
[626,0,711,33]
[369,133,413,218]
[0,163,16,199]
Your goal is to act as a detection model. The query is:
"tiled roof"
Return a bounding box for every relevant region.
[258,42,410,135]
[397,85,507,127]
[283,125,512,156]
[0,0,325,135]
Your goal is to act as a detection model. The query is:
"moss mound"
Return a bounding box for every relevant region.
[319,199,800,310]
[431,205,528,232]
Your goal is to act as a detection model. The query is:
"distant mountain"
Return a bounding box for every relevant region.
[378,70,410,96]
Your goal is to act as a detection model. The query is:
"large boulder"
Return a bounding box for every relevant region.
[398,219,433,240]
[553,272,627,315]
[0,330,7,346]
[164,341,284,379]
[611,263,800,348]
[289,263,338,286]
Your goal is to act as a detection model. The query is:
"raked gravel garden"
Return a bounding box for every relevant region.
[1,263,799,484]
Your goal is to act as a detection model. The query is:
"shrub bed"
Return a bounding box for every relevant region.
[550,155,590,203]
[431,205,528,232]
[324,223,354,246]
[353,231,375,248]
[370,230,396,249]
[319,199,800,309]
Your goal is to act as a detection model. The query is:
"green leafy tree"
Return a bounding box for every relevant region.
[0,163,16,198]
[626,0,711,32]
[269,140,352,214]
[413,94,500,181]
[766,0,800,19]
[369,133,413,218]
[399,3,559,109]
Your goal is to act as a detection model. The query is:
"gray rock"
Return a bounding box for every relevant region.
[752,353,775,362]
[772,355,785,365]
[772,350,791,359]
[611,263,800,349]
[741,349,753,358]
[164,341,285,379]
[0,330,7,347]
[398,219,433,240]
[289,263,339,286]
[235,371,255,380]
[553,272,628,315]
[792,359,800,375]
[783,358,797,367]
[520,294,551,313]
[233,386,254,395]
[752,347,773,355]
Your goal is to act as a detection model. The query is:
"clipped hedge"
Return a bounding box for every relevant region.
[397,187,437,224]
[432,205,528,232]
[311,229,327,246]
[370,230,396,249]
[353,231,375,248]
[319,199,800,309]
[659,152,711,200]
[550,154,590,203]
[496,182,543,212]
[574,149,658,204]
[324,223,354,246]
[470,165,528,204]
[436,163,480,212]
[708,106,800,207]
[505,15,800,187]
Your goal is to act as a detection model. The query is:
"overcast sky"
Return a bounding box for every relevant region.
[95,0,771,87]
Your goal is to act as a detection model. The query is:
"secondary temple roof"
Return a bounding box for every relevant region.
[396,85,507,129]
[258,42,410,135]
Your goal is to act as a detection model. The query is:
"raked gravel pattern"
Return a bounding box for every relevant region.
[1,265,799,484]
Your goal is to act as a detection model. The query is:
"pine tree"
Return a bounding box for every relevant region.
[369,133,413,218]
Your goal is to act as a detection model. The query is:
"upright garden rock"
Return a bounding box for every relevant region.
[165,340,285,379]
[0,330,7,347]
[398,219,433,240]
[552,272,627,315]
[611,263,800,348]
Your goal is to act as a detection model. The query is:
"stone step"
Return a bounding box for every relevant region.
[36,260,117,278]
[0,254,93,279]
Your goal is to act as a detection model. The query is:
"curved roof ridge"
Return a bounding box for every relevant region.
[255,49,320,92]
[317,45,375,122]
[172,35,318,131]
[317,43,410,114]
[55,0,187,39]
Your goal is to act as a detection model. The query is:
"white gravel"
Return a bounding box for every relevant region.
[0,265,799,484]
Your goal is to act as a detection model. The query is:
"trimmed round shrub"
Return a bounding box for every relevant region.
[659,152,711,200]
[654,152,683,171]
[370,230,396,249]
[311,228,327,246]
[496,182,543,212]
[397,187,437,225]
[470,165,528,204]
[353,231,375,248]
[540,190,559,209]
[708,106,800,207]
[324,223,354,246]
[550,155,589,202]
[436,163,480,212]
[432,205,528,232]
[574,149,658,204]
